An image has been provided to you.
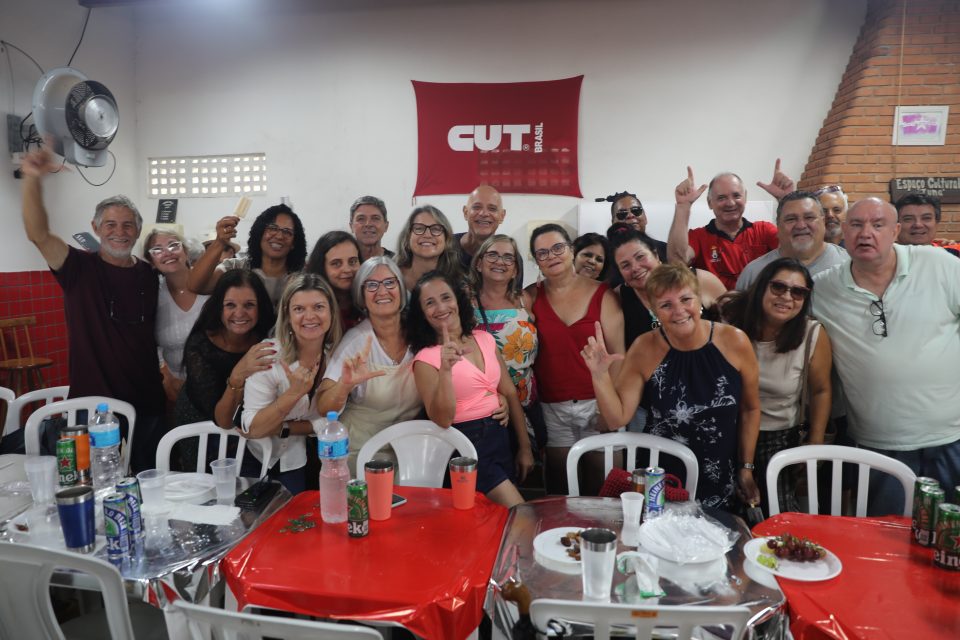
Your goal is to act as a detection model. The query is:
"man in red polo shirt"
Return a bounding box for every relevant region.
[667,161,792,289]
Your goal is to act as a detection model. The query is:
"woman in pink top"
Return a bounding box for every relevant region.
[409,271,533,508]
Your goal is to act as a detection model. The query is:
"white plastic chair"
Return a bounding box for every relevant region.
[566,432,700,497]
[2,385,69,438]
[24,396,137,474]
[766,444,917,517]
[530,599,752,640]
[0,386,13,438]
[355,419,478,487]
[167,600,381,639]
[155,421,273,478]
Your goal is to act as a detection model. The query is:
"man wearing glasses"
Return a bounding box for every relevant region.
[455,185,506,270]
[735,191,848,291]
[20,148,164,473]
[811,197,960,515]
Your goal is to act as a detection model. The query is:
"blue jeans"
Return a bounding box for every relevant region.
[858,438,960,516]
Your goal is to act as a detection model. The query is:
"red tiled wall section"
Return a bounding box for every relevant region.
[0,270,70,388]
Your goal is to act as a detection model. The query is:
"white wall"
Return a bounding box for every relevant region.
[1,0,867,278]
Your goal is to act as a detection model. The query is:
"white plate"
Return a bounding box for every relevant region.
[744,537,842,582]
[164,473,216,504]
[637,516,733,564]
[533,527,584,574]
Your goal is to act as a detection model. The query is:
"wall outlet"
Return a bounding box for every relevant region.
[6,114,25,155]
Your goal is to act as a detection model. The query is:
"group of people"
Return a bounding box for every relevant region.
[17,146,960,516]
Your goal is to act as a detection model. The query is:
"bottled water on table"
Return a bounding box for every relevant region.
[89,403,122,494]
[318,411,350,524]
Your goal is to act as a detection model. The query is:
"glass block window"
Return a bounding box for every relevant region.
[148,153,267,198]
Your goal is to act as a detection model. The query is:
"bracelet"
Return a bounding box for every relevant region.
[741,462,756,470]
[228,378,245,392]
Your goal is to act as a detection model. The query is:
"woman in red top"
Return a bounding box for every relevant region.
[525,224,624,495]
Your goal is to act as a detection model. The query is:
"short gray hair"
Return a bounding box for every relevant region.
[350,195,387,222]
[94,195,143,233]
[352,256,406,312]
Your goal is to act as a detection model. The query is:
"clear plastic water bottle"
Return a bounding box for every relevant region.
[89,403,122,493]
[318,411,349,524]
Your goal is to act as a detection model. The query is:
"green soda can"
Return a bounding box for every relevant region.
[347,479,369,538]
[912,477,940,545]
[933,503,960,571]
[56,437,79,487]
[915,485,945,547]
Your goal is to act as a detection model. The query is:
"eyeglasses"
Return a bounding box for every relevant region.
[533,242,571,262]
[147,241,183,256]
[813,185,844,197]
[615,206,644,221]
[411,223,445,237]
[362,277,399,293]
[767,280,810,301]
[870,299,888,337]
[264,223,295,238]
[482,251,516,266]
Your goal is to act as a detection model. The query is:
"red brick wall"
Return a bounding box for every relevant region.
[0,270,70,389]
[799,0,960,238]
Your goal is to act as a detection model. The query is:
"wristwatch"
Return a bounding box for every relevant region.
[741,462,755,470]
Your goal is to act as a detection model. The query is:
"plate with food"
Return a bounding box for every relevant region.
[533,527,584,574]
[744,534,842,582]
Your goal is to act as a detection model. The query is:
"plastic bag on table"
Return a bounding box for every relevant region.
[637,501,739,565]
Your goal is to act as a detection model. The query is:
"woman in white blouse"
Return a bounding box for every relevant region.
[241,273,343,493]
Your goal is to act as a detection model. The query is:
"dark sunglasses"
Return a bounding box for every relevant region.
[768,280,810,301]
[615,206,644,221]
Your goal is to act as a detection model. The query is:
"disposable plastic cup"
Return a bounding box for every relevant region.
[620,491,645,547]
[24,456,58,505]
[580,527,617,601]
[210,458,239,502]
[56,486,96,553]
[136,469,167,506]
[450,457,478,510]
[364,460,395,521]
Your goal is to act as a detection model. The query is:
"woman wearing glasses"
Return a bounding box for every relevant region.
[526,224,624,495]
[395,205,462,292]
[317,257,421,475]
[144,228,209,405]
[722,258,832,515]
[306,231,364,331]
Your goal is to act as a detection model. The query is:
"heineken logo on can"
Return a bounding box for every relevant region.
[933,503,960,571]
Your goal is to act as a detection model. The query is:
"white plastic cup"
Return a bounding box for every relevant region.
[580,528,618,601]
[24,456,58,505]
[620,491,645,547]
[210,458,239,502]
[136,469,168,505]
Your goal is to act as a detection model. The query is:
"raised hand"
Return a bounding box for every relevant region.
[675,166,707,205]
[756,158,795,200]
[580,321,624,376]
[282,356,321,398]
[216,215,240,246]
[228,341,276,389]
[341,335,387,387]
[439,325,471,372]
[20,147,62,179]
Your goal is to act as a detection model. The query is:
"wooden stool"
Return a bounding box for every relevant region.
[0,316,53,396]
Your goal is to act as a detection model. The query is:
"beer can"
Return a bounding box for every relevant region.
[347,479,369,538]
[933,503,960,571]
[56,437,79,487]
[116,478,143,541]
[915,485,945,547]
[103,492,130,565]
[912,477,940,544]
[645,466,666,517]
[61,425,91,485]
[631,468,646,496]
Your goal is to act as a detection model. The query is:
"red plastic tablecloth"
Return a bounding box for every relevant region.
[753,513,960,639]
[221,487,508,640]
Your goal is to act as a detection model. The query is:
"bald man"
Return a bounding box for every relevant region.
[811,197,960,515]
[455,185,506,270]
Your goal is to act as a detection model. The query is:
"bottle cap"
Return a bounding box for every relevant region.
[97,403,109,412]
[326,411,339,421]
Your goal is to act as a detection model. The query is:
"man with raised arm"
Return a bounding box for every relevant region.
[455,184,506,270]
[20,147,164,473]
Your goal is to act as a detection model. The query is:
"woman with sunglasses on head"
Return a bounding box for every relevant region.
[525,224,624,495]
[395,205,462,292]
[572,233,610,282]
[722,258,832,515]
[317,257,422,475]
[306,231,364,331]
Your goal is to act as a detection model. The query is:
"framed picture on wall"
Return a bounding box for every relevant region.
[892,106,949,146]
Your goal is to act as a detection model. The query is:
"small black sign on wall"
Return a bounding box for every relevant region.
[889,178,960,204]
[157,199,179,223]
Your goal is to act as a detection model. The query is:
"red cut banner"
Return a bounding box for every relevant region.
[412,76,583,197]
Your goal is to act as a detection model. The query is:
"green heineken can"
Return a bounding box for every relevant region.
[347,479,369,538]
[933,503,960,571]
[56,437,79,487]
[914,484,945,547]
[912,477,940,545]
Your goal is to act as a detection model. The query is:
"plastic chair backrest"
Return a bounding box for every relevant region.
[0,542,135,640]
[3,385,69,438]
[155,421,272,478]
[355,419,478,487]
[530,599,752,640]
[566,432,700,497]
[24,396,137,474]
[0,386,14,438]
[766,444,917,517]
[167,600,381,639]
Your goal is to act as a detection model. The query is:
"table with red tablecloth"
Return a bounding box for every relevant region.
[754,513,960,639]
[221,486,508,640]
